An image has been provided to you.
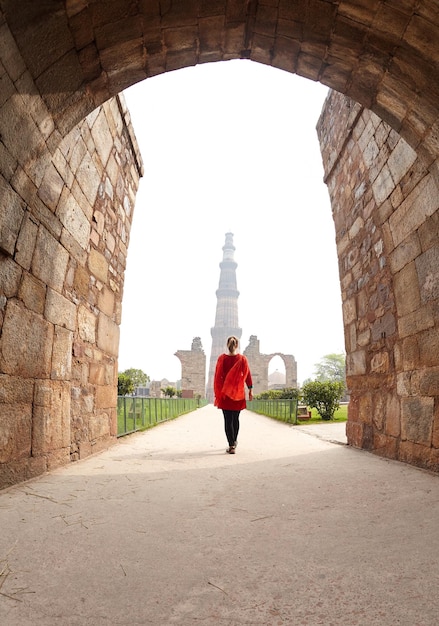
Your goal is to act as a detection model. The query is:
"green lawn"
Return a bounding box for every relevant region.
[248,400,348,425]
[302,403,348,424]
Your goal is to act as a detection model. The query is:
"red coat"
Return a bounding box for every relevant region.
[214,353,253,411]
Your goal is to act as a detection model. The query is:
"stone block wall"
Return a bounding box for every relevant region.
[317,91,439,471]
[175,337,206,399]
[0,14,143,487]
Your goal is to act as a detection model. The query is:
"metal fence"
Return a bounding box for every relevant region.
[117,396,208,437]
[246,399,299,424]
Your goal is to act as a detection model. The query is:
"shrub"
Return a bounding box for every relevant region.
[255,388,300,400]
[302,380,344,421]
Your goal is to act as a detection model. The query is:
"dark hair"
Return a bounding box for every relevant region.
[227,336,239,352]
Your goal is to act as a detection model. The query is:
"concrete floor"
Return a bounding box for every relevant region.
[1,405,439,625]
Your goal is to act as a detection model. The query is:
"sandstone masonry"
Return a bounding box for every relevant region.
[243,335,297,397]
[0,12,143,487]
[175,337,206,399]
[317,91,439,471]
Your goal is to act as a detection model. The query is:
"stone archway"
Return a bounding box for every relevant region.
[243,336,297,397]
[4,1,439,168]
[0,1,439,485]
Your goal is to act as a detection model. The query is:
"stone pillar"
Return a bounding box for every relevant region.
[317,90,439,471]
[283,355,298,389]
[243,335,266,395]
[0,24,143,488]
[175,337,206,399]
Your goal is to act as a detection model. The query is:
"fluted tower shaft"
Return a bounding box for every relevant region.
[206,232,242,402]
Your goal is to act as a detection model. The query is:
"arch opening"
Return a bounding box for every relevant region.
[0,2,439,486]
[119,61,342,393]
[268,356,287,390]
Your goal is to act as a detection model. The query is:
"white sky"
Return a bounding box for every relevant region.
[120,59,345,386]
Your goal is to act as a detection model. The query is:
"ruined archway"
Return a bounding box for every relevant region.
[244,336,297,396]
[4,1,438,168]
[1,1,439,485]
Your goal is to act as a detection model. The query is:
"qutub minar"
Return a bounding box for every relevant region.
[206,232,242,402]
[175,233,297,400]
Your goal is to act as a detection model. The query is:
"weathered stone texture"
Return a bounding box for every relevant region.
[401,396,434,446]
[45,288,77,330]
[175,337,206,399]
[32,227,70,292]
[32,381,71,454]
[51,327,73,380]
[244,335,297,397]
[1,300,53,377]
[77,305,96,344]
[318,90,439,470]
[18,272,46,315]
[97,313,120,356]
[58,192,91,249]
[0,404,32,464]
[0,256,22,298]
[0,11,142,487]
[88,248,108,283]
[416,246,439,304]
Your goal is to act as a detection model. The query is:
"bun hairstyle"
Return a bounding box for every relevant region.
[227,336,239,353]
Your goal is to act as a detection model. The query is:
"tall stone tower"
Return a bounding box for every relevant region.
[206,232,242,402]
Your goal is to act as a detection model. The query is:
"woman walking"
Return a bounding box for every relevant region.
[214,336,253,454]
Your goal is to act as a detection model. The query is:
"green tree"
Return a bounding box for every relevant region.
[118,372,135,396]
[118,368,149,396]
[122,368,149,388]
[161,386,177,397]
[302,380,344,421]
[313,354,346,383]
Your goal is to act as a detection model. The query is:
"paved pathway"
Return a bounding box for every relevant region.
[1,405,439,625]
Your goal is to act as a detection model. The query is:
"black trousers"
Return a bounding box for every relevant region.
[222,410,240,447]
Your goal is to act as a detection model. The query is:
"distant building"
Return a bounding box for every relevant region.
[268,369,286,390]
[137,379,180,398]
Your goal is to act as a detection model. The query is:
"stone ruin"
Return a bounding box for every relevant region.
[175,337,206,399]
[243,335,297,397]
